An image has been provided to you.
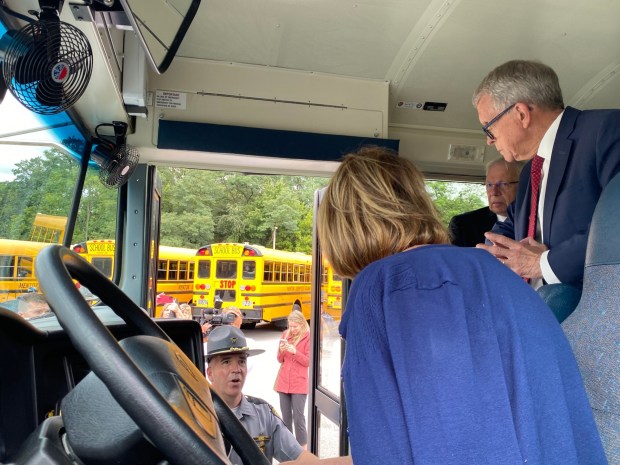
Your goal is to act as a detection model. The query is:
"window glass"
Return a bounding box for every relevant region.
[169,261,179,280]
[198,260,211,279]
[179,261,188,280]
[216,260,237,279]
[92,258,113,279]
[158,260,167,280]
[264,261,273,281]
[242,260,256,279]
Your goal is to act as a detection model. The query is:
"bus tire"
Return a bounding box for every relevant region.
[241,322,256,330]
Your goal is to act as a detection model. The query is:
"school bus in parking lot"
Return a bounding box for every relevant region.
[321,261,343,320]
[72,240,196,316]
[0,239,49,303]
[193,242,312,327]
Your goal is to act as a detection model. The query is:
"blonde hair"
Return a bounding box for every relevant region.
[287,309,309,346]
[318,146,449,278]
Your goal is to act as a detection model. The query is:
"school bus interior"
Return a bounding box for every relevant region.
[0,0,619,464]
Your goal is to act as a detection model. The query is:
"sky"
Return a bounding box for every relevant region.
[0,93,59,181]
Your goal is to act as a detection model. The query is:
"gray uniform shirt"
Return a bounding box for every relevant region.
[228,395,302,465]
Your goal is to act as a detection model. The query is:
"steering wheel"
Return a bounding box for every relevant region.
[35,245,269,465]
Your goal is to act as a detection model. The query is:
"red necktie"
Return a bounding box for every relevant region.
[527,155,544,238]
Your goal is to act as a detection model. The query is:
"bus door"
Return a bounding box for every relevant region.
[308,189,349,458]
[213,258,238,304]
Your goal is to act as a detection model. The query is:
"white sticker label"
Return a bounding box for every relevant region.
[155,90,187,109]
[396,101,423,110]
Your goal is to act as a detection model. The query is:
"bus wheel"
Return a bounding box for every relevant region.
[241,322,256,330]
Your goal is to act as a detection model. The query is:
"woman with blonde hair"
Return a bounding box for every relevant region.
[284,146,605,464]
[275,309,310,449]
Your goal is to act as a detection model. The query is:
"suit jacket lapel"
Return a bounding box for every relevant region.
[544,107,578,240]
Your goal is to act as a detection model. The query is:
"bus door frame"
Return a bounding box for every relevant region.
[308,188,350,457]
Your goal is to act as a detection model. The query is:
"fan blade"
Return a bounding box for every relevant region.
[35,74,64,107]
[14,45,47,84]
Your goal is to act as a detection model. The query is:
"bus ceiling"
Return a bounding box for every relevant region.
[1,1,620,180]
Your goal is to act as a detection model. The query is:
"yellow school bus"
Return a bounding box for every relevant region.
[0,239,50,303]
[71,240,196,316]
[29,214,67,244]
[193,243,312,327]
[321,260,343,320]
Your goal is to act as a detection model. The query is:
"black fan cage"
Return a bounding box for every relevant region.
[2,21,93,115]
[100,144,140,188]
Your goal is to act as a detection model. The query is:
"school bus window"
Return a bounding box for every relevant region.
[264,261,273,281]
[243,261,256,279]
[158,260,167,280]
[169,261,179,280]
[198,260,210,279]
[216,260,237,279]
[188,262,195,280]
[0,256,14,278]
[179,261,188,280]
[17,257,34,278]
[287,263,294,282]
[293,264,300,282]
[92,258,113,279]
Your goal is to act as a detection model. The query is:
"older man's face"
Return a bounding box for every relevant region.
[486,163,519,216]
[476,94,536,162]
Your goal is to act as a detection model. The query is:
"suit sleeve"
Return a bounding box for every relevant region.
[547,111,620,284]
[489,202,516,243]
[448,216,465,246]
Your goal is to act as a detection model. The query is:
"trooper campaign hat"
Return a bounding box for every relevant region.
[206,325,265,358]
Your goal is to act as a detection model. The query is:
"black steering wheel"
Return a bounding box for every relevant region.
[35,245,269,465]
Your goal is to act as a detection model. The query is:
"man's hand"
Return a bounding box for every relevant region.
[476,232,548,280]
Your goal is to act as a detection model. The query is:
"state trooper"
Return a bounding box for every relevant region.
[206,326,317,464]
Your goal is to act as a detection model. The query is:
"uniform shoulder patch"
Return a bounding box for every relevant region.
[245,396,283,420]
[245,395,269,406]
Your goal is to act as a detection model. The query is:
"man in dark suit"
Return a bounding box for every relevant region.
[473,60,620,290]
[449,158,521,247]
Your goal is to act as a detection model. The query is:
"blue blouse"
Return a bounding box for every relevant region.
[340,245,607,465]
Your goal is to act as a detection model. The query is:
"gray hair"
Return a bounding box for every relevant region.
[486,158,525,180]
[473,60,564,111]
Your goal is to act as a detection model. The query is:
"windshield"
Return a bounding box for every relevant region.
[0,88,116,321]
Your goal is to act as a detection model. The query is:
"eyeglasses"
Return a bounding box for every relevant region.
[485,181,518,191]
[481,103,516,140]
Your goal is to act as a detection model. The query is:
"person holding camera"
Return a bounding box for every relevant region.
[201,306,256,373]
[206,326,317,464]
[275,310,310,449]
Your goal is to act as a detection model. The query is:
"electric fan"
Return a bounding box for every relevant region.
[0,1,93,115]
[91,121,140,189]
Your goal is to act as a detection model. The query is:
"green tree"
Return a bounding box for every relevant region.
[426,181,486,227]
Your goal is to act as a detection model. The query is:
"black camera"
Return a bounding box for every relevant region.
[195,297,236,336]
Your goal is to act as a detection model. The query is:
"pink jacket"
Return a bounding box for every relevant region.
[275,330,310,394]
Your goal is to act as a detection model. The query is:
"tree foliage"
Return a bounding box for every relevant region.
[0,151,486,252]
[426,180,486,226]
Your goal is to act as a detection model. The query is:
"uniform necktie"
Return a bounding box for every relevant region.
[527,155,544,238]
